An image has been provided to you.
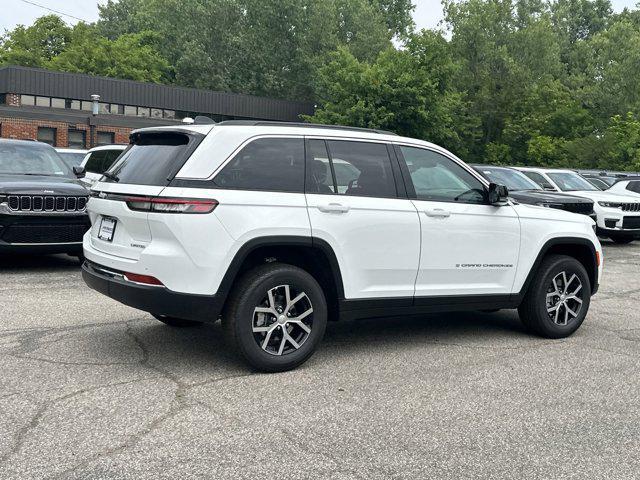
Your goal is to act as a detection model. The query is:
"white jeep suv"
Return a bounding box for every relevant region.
[515,167,640,244]
[82,122,603,372]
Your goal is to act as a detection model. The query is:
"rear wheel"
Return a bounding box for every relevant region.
[223,263,327,372]
[518,255,591,338]
[152,314,202,328]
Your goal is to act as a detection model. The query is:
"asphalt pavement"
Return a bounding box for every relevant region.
[0,241,639,479]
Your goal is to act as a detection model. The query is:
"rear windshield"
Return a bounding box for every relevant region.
[103,132,199,186]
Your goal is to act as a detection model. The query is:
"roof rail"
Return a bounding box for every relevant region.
[215,120,397,136]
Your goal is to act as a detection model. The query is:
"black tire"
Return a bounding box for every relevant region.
[152,314,203,328]
[518,254,591,338]
[223,263,327,372]
[611,235,634,245]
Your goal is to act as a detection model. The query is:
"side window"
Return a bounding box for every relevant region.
[305,140,336,194]
[626,181,640,193]
[85,151,107,174]
[103,149,123,170]
[398,146,485,204]
[325,140,396,198]
[214,138,304,192]
[523,171,554,190]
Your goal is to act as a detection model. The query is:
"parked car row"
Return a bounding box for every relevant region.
[472,164,640,244]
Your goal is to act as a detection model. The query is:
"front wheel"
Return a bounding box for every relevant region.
[223,263,327,372]
[518,255,591,338]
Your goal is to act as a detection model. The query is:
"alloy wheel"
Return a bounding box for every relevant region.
[545,271,583,326]
[252,284,314,356]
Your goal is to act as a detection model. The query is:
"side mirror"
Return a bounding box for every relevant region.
[73,166,86,178]
[488,182,509,205]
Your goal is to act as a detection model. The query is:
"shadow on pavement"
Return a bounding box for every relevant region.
[0,253,81,271]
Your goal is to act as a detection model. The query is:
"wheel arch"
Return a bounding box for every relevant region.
[517,237,599,299]
[217,236,345,320]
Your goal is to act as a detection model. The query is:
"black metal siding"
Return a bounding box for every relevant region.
[0,66,314,121]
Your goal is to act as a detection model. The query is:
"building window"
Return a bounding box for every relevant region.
[114,104,124,115]
[67,99,80,110]
[51,97,65,109]
[97,131,115,146]
[37,127,57,146]
[21,95,35,106]
[137,107,150,117]
[35,96,50,107]
[124,105,137,116]
[151,108,163,118]
[99,103,111,114]
[81,101,93,111]
[0,94,5,104]
[163,109,175,119]
[68,130,86,148]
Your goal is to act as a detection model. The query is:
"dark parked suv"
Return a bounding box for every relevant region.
[472,165,595,219]
[0,139,90,256]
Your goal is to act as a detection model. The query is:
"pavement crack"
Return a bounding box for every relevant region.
[0,377,154,465]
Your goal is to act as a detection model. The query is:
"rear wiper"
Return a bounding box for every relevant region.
[102,172,120,182]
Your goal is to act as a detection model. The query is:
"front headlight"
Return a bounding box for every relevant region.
[598,201,622,208]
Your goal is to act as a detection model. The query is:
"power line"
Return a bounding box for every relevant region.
[18,0,90,23]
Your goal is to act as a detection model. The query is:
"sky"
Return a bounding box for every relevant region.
[0,0,638,33]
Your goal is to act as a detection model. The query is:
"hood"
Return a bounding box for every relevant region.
[0,174,88,196]
[509,190,592,205]
[561,190,640,203]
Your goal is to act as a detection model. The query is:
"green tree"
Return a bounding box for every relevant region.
[307,30,462,149]
[95,0,404,100]
[48,26,169,82]
[0,15,72,67]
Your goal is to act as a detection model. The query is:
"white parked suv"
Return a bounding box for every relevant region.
[82,122,603,371]
[516,167,640,244]
[79,145,127,187]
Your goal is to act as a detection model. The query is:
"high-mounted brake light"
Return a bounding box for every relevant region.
[125,196,218,214]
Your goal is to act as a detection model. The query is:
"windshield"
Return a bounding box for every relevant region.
[547,172,598,192]
[0,143,73,177]
[57,151,86,167]
[476,167,541,191]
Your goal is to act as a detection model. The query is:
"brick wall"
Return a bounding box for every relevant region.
[6,94,20,107]
[0,117,131,148]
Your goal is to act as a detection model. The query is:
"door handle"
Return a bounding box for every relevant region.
[424,208,450,218]
[317,203,350,213]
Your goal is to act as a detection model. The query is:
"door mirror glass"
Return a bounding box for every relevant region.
[72,166,86,178]
[488,182,509,205]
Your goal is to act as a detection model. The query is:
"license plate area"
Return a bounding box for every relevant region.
[98,216,117,242]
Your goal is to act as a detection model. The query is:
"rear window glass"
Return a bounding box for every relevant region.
[104,133,197,186]
[214,138,304,192]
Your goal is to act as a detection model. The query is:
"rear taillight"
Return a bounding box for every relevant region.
[125,196,218,214]
[123,272,164,286]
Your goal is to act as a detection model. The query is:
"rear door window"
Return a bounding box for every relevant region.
[325,140,396,197]
[104,132,201,186]
[214,137,305,192]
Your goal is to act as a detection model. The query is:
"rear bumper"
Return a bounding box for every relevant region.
[82,260,223,323]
